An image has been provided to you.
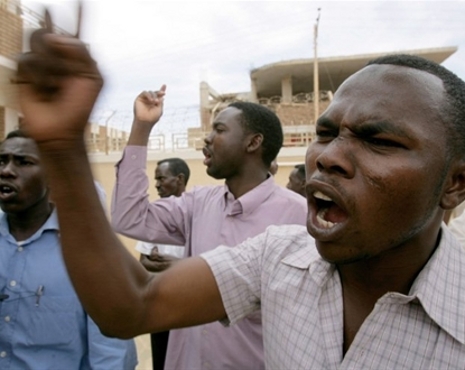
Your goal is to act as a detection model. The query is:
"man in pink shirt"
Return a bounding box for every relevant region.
[111,88,307,369]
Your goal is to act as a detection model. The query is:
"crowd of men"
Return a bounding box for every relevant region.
[1,7,465,370]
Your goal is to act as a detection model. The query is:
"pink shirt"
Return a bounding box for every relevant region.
[111,146,307,370]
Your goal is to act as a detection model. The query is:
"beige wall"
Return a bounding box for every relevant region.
[90,148,307,256]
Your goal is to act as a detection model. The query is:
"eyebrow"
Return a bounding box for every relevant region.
[0,153,39,161]
[316,117,413,139]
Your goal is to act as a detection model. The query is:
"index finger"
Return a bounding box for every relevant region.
[75,1,82,39]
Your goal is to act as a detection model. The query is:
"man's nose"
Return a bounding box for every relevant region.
[204,131,213,145]
[0,161,16,177]
[314,137,355,178]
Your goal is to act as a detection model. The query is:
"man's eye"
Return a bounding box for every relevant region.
[366,137,404,148]
[316,130,335,141]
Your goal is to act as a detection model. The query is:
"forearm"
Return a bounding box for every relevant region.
[111,147,186,245]
[126,119,154,146]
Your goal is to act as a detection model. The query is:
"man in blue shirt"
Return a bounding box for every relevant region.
[0,129,138,369]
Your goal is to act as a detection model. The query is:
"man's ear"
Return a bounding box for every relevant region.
[246,133,263,153]
[176,173,185,186]
[440,160,465,210]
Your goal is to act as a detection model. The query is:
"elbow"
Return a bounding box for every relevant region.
[97,319,144,340]
[110,209,136,236]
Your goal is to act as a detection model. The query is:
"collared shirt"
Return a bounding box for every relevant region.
[202,224,465,370]
[112,146,307,370]
[449,209,465,249]
[0,210,138,370]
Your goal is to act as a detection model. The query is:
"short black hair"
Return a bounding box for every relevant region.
[228,102,283,167]
[157,158,190,185]
[294,164,306,179]
[367,54,465,159]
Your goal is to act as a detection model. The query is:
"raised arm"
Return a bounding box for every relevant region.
[127,87,166,146]
[15,7,225,338]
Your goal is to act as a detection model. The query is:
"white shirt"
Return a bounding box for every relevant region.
[202,224,465,369]
[135,241,185,258]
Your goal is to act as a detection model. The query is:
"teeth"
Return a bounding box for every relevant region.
[0,186,12,193]
[313,191,332,202]
[316,208,335,229]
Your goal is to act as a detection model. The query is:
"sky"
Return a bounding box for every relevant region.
[21,0,465,136]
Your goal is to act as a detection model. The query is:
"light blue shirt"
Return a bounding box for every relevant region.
[0,210,137,369]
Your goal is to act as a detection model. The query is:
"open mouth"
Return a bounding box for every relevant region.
[313,190,348,229]
[202,147,212,165]
[0,185,15,195]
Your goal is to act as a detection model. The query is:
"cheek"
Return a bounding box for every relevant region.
[362,167,435,225]
[305,145,319,174]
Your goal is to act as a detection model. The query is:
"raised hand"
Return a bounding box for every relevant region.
[15,3,103,144]
[127,87,167,146]
[133,86,167,126]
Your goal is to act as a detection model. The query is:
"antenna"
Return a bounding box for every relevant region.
[313,8,321,124]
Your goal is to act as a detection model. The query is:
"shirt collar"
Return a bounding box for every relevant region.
[280,225,465,344]
[281,235,336,287]
[0,208,59,245]
[223,176,276,216]
[409,225,465,344]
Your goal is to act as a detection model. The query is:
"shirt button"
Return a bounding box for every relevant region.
[0,351,6,358]
[202,329,208,335]
[131,155,136,160]
[203,362,211,369]
[9,280,16,287]
[4,316,10,322]
[17,246,23,252]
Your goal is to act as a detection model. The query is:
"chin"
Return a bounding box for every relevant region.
[316,241,368,265]
[206,168,224,180]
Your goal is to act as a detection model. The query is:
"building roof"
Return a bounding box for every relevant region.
[250,46,457,97]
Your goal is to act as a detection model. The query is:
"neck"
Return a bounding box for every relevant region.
[338,224,442,300]
[225,167,269,198]
[7,199,53,241]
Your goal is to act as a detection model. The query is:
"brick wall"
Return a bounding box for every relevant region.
[0,6,23,59]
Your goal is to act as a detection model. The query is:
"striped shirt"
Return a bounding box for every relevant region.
[202,224,465,369]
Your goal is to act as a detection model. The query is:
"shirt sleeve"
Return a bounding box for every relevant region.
[135,241,154,255]
[87,315,138,370]
[200,232,267,326]
[111,146,191,246]
[94,181,107,212]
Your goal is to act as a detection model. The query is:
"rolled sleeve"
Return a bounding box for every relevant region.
[200,233,266,326]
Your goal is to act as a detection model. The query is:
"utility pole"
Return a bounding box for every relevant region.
[313,8,321,124]
[104,111,116,155]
